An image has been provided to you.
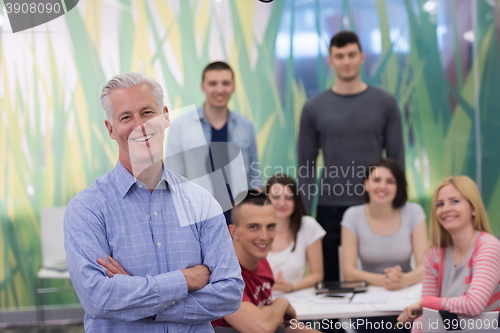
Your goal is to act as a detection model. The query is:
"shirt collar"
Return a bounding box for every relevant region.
[197,105,206,121]
[113,161,173,198]
[198,104,232,124]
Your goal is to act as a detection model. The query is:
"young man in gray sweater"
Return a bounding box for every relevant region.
[297,31,404,282]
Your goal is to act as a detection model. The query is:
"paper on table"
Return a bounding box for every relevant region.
[364,298,418,311]
[351,292,389,303]
[358,284,422,311]
[274,287,316,302]
[376,299,419,311]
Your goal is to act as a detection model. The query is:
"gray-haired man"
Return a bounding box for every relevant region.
[64,72,243,332]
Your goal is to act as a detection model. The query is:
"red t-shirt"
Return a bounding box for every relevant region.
[212,259,274,327]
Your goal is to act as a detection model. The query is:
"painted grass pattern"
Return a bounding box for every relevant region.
[0,0,499,309]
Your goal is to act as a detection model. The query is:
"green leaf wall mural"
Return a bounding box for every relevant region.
[1,0,499,309]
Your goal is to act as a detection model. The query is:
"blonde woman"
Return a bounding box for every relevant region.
[398,176,500,332]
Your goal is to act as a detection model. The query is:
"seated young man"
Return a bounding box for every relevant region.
[212,191,319,333]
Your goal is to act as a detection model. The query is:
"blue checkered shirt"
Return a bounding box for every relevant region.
[64,162,244,332]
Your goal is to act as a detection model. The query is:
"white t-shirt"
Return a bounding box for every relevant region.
[267,216,326,284]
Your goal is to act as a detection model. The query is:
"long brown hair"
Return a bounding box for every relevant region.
[266,174,307,251]
[430,176,491,248]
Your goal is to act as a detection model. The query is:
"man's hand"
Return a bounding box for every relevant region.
[181,265,211,291]
[97,255,130,277]
[384,265,403,290]
[97,255,159,321]
[98,256,211,292]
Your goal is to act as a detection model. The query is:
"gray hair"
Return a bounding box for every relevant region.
[101,72,164,123]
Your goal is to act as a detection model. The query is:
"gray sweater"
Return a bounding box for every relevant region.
[297,86,404,212]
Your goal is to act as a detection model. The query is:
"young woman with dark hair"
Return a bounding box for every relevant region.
[265,174,326,293]
[341,158,428,290]
[340,159,428,333]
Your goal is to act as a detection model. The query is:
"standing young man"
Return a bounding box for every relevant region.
[298,31,405,282]
[167,62,262,225]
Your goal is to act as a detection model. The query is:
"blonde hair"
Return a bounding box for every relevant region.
[430,176,492,248]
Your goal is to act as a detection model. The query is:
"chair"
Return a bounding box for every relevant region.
[36,207,74,324]
[39,207,68,273]
[422,307,499,332]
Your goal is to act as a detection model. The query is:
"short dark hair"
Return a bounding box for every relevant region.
[232,190,271,226]
[364,158,407,209]
[329,31,362,52]
[201,61,234,82]
[266,174,307,251]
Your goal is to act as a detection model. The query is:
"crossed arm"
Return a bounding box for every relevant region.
[64,201,243,323]
[98,255,211,291]
[102,255,303,333]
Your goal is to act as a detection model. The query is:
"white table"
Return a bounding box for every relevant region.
[279,284,422,320]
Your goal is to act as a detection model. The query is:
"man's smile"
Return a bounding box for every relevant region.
[131,133,153,142]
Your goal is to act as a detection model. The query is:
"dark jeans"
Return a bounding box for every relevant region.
[317,205,350,333]
[316,205,350,282]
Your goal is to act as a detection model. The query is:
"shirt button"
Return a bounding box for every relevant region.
[164,304,168,308]
[157,242,161,247]
[138,184,143,188]
[153,211,158,216]
[171,301,175,305]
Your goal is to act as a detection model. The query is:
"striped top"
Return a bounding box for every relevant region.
[421,231,500,316]
[341,202,425,274]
